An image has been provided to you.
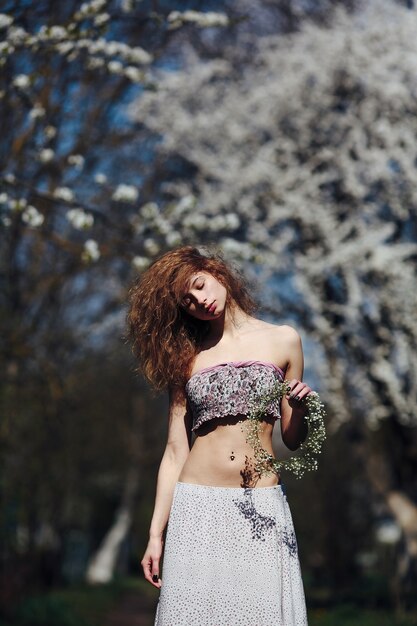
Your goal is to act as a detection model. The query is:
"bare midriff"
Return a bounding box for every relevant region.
[177,414,280,488]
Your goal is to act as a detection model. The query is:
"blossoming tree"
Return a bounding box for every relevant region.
[1,0,416,599]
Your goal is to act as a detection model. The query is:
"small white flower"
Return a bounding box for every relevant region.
[143,238,160,255]
[104,41,119,56]
[132,255,150,271]
[66,208,94,229]
[7,26,26,43]
[39,148,54,163]
[129,46,152,65]
[29,105,46,119]
[82,238,100,262]
[49,25,67,39]
[121,0,134,13]
[0,192,8,203]
[53,186,74,202]
[140,201,159,219]
[94,12,110,26]
[172,195,196,215]
[68,154,85,169]
[0,13,13,29]
[124,66,142,83]
[167,10,229,28]
[375,520,401,545]
[10,198,27,211]
[166,231,182,247]
[87,57,105,69]
[108,60,123,74]
[13,74,30,89]
[56,42,74,55]
[4,173,15,183]
[225,213,240,230]
[21,205,44,227]
[94,172,107,184]
[44,125,57,139]
[112,183,139,203]
[1,215,12,227]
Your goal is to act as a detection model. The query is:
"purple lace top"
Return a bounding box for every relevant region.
[185,360,286,432]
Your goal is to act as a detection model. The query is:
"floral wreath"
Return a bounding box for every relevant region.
[241,379,326,479]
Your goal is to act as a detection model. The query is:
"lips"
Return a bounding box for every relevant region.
[206,301,216,314]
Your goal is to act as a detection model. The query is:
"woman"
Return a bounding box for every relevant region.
[127,245,312,625]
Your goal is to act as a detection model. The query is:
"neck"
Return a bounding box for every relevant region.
[206,303,252,342]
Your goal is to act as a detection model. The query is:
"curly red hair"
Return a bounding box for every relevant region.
[125,246,257,390]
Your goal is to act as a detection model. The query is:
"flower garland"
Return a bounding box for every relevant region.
[240,379,326,479]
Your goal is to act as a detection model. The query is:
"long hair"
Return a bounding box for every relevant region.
[125,245,257,390]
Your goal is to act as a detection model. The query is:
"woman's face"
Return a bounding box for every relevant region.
[180,271,227,321]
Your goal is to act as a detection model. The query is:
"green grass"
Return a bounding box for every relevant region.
[309,604,417,626]
[3,576,158,626]
[4,578,417,626]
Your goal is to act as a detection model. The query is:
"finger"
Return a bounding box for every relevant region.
[286,381,303,398]
[296,387,312,401]
[152,559,160,583]
[151,559,162,588]
[141,556,160,587]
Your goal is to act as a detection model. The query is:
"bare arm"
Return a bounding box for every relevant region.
[279,326,310,451]
[141,386,192,588]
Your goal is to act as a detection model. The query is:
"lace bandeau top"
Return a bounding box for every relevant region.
[185,360,286,432]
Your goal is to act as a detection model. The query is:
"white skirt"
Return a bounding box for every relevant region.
[154,481,308,626]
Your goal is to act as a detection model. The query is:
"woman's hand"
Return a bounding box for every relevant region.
[286,379,313,406]
[141,535,164,588]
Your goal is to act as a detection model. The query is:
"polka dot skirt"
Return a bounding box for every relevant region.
[154,482,308,626]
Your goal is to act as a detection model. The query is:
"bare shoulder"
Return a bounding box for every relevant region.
[252,319,301,343]
[273,324,301,344]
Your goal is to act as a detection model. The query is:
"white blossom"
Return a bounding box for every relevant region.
[7,26,27,43]
[1,215,12,227]
[66,208,94,229]
[171,195,196,216]
[49,25,67,39]
[13,74,30,89]
[53,187,74,202]
[124,66,142,83]
[56,42,74,56]
[94,13,110,26]
[112,184,139,203]
[29,105,46,119]
[39,148,54,163]
[82,238,100,262]
[68,154,85,169]
[143,237,160,255]
[165,230,182,247]
[225,213,241,230]
[0,13,13,29]
[87,57,105,69]
[44,125,57,139]
[131,255,150,271]
[140,202,159,219]
[75,0,107,20]
[10,198,27,211]
[0,193,8,203]
[21,205,44,227]
[108,60,123,73]
[167,10,229,30]
[375,519,402,545]
[94,172,107,184]
[128,47,152,65]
